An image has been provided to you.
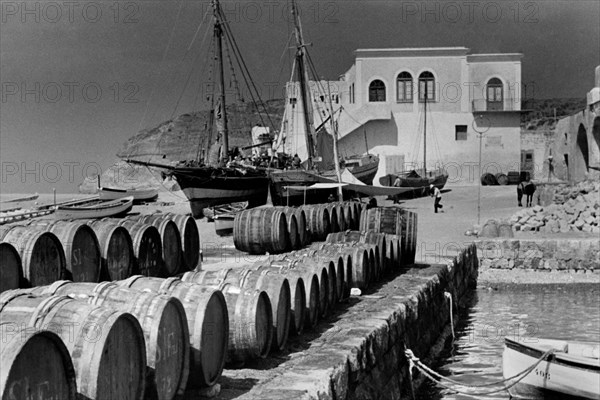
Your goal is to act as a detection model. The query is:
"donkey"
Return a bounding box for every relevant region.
[523,181,536,207]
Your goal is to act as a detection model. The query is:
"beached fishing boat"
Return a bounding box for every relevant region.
[379,94,448,194]
[203,201,248,221]
[98,186,159,203]
[503,337,600,399]
[54,196,134,219]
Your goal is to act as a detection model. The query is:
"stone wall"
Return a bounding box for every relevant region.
[476,239,600,271]
[237,244,479,400]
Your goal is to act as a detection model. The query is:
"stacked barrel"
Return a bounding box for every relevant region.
[233,202,363,254]
[0,212,202,294]
[0,276,230,399]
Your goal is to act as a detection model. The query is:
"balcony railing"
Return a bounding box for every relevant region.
[471,99,520,112]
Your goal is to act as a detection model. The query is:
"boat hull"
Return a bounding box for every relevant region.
[503,338,600,400]
[173,168,269,218]
[54,197,134,219]
[269,170,341,206]
[214,215,235,236]
[98,187,159,203]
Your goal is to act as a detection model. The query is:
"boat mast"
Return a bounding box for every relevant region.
[213,0,229,166]
[291,0,316,170]
[423,92,427,177]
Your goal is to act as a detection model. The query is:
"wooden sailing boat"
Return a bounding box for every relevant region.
[380,93,448,192]
[126,0,269,218]
[269,0,379,206]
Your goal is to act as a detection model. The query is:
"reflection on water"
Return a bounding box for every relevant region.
[417,285,600,400]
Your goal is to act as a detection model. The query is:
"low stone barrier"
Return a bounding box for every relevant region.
[235,244,479,400]
[476,238,600,271]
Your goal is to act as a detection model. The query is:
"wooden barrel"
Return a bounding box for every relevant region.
[0,226,65,286]
[300,205,330,241]
[305,244,353,299]
[118,276,228,388]
[495,173,509,185]
[86,219,134,280]
[181,269,290,352]
[257,260,319,330]
[0,328,77,400]
[311,242,371,290]
[273,252,333,318]
[0,242,22,293]
[282,206,309,246]
[27,220,102,282]
[326,204,345,232]
[181,271,273,364]
[166,213,199,271]
[286,213,300,251]
[409,211,418,263]
[497,221,514,238]
[326,230,386,281]
[0,291,146,400]
[117,220,163,277]
[254,266,306,336]
[360,207,411,265]
[29,281,190,400]
[133,215,183,277]
[233,208,289,255]
[384,234,402,271]
[337,203,353,231]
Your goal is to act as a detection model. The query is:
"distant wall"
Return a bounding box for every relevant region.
[476,239,600,271]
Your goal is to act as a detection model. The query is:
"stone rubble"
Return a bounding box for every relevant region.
[509,180,600,234]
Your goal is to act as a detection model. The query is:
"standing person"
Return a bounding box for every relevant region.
[392,175,402,204]
[517,179,525,207]
[430,184,443,213]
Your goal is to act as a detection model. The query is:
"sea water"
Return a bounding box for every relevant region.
[417,285,600,399]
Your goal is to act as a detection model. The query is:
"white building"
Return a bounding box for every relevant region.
[283,47,524,185]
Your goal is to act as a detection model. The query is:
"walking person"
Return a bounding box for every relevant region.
[430,184,443,213]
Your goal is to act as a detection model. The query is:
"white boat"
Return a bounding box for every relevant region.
[98,186,158,203]
[54,196,134,219]
[0,193,39,203]
[213,214,235,236]
[203,201,248,222]
[503,337,600,399]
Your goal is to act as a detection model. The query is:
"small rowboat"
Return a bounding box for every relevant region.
[0,193,39,203]
[98,186,159,203]
[203,201,248,221]
[54,196,134,220]
[503,337,600,399]
[214,214,235,236]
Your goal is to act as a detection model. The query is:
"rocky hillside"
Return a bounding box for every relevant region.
[521,98,587,130]
[118,99,285,164]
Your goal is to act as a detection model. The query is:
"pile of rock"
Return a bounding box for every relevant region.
[510,182,599,233]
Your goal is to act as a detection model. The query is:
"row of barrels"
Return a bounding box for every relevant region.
[0,277,228,400]
[233,202,365,255]
[0,213,200,293]
[359,206,419,265]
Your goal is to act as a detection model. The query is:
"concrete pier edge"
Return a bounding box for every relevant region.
[232,244,479,400]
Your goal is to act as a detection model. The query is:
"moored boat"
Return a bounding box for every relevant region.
[503,337,600,399]
[54,196,134,219]
[213,214,236,236]
[98,186,159,203]
[203,201,249,221]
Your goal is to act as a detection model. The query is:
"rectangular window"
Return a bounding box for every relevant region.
[455,125,467,141]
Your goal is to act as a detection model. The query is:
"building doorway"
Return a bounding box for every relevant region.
[520,150,534,179]
[576,124,589,178]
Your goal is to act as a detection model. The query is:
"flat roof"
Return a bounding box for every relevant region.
[354,47,522,62]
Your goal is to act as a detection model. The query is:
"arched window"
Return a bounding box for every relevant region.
[369,80,386,102]
[486,78,503,110]
[396,72,413,102]
[418,71,435,102]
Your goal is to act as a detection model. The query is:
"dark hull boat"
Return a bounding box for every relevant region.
[322,154,380,185]
[269,170,334,206]
[173,167,268,218]
[380,168,448,196]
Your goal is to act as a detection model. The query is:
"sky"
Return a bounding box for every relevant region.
[1,0,599,193]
